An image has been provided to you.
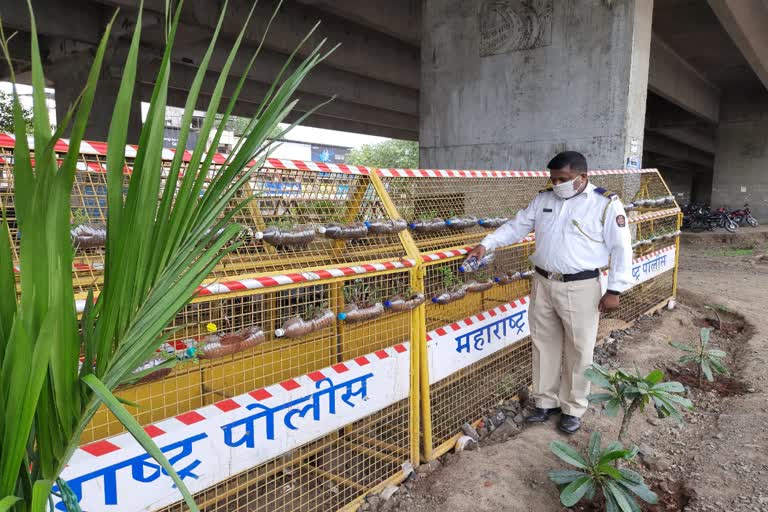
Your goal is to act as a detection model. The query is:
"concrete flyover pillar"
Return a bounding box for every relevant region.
[420,0,654,171]
[711,90,768,220]
[50,57,143,145]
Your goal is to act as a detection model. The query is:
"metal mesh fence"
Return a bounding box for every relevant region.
[0,136,681,512]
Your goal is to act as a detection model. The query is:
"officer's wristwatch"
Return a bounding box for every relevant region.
[606,290,621,296]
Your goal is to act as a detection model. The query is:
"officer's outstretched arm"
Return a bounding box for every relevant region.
[603,200,633,293]
[478,195,539,252]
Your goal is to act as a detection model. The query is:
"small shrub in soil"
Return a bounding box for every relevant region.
[586,364,693,442]
[670,327,729,387]
[549,431,658,511]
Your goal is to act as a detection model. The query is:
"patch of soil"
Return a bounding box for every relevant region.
[668,365,750,397]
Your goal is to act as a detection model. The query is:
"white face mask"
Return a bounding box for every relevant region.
[552,176,583,199]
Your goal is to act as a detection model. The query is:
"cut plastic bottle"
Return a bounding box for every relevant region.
[409,218,446,233]
[275,309,335,338]
[364,218,408,235]
[465,280,495,293]
[254,225,316,249]
[384,293,426,312]
[478,217,509,229]
[338,302,385,323]
[71,223,107,250]
[445,216,478,230]
[431,287,467,305]
[317,222,369,240]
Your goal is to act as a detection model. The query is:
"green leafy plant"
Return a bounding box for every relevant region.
[438,266,462,291]
[587,364,693,441]
[0,0,332,509]
[343,279,381,307]
[549,432,657,511]
[670,327,728,387]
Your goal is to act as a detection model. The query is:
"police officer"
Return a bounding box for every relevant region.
[467,151,633,434]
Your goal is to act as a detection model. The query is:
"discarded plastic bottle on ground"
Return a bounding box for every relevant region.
[255,225,315,248]
[459,252,495,273]
[365,218,408,235]
[317,222,369,240]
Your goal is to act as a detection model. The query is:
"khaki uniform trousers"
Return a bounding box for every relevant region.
[529,273,602,417]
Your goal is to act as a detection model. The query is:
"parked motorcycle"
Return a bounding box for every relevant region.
[729,203,759,227]
[687,206,738,233]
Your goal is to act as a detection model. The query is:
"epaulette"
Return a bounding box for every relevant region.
[539,187,553,193]
[593,187,618,200]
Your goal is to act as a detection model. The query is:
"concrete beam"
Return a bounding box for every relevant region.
[708,0,768,91]
[645,126,716,154]
[138,30,419,116]
[136,61,418,132]
[294,0,421,46]
[151,86,418,141]
[96,0,420,90]
[648,36,721,123]
[0,0,104,45]
[643,133,715,168]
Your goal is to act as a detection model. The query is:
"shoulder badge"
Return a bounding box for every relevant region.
[539,187,553,194]
[593,187,618,200]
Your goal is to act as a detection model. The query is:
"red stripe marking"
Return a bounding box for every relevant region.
[316,162,330,172]
[332,363,349,373]
[375,350,389,359]
[221,281,247,292]
[338,267,357,275]
[477,313,486,321]
[176,411,205,425]
[361,264,377,272]
[53,139,69,153]
[489,309,497,317]
[435,328,447,337]
[283,273,307,283]
[214,399,241,412]
[81,439,120,457]
[499,305,508,312]
[307,371,326,382]
[256,276,280,287]
[450,322,460,331]
[294,160,309,170]
[394,344,407,353]
[280,379,301,391]
[212,153,227,164]
[0,133,15,147]
[314,270,334,279]
[249,388,272,401]
[465,318,474,326]
[426,334,433,341]
[144,425,166,438]
[355,356,370,366]
[509,301,517,308]
[519,297,527,305]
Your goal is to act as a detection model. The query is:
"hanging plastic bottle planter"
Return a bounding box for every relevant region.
[409,218,446,233]
[478,217,509,229]
[338,302,385,323]
[254,224,316,249]
[431,286,467,305]
[71,223,107,250]
[445,216,478,230]
[317,222,369,240]
[464,279,495,293]
[384,292,426,312]
[364,218,408,235]
[275,309,335,338]
[131,358,173,384]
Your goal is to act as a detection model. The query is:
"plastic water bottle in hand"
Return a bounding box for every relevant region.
[459,252,495,273]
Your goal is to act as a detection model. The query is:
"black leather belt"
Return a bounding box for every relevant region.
[535,266,599,282]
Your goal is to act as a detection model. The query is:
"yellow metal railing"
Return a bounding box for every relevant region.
[0,139,681,512]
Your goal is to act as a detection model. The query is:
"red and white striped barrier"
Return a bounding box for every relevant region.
[74,258,417,313]
[0,133,660,179]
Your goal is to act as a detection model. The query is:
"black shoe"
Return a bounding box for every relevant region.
[558,414,581,434]
[525,407,561,423]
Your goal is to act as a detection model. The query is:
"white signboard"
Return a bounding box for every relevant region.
[630,245,676,284]
[427,298,530,385]
[53,344,411,512]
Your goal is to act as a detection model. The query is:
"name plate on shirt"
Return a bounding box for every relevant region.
[53,344,411,512]
[427,299,530,385]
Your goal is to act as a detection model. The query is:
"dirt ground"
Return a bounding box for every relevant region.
[371,236,768,512]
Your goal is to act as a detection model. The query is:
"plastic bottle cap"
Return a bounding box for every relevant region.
[275,329,286,337]
[253,231,264,240]
[186,347,196,357]
[364,221,371,228]
[337,312,347,321]
[317,226,327,234]
[408,223,416,229]
[458,266,466,273]
[384,300,392,308]
[431,297,439,303]
[493,277,500,283]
